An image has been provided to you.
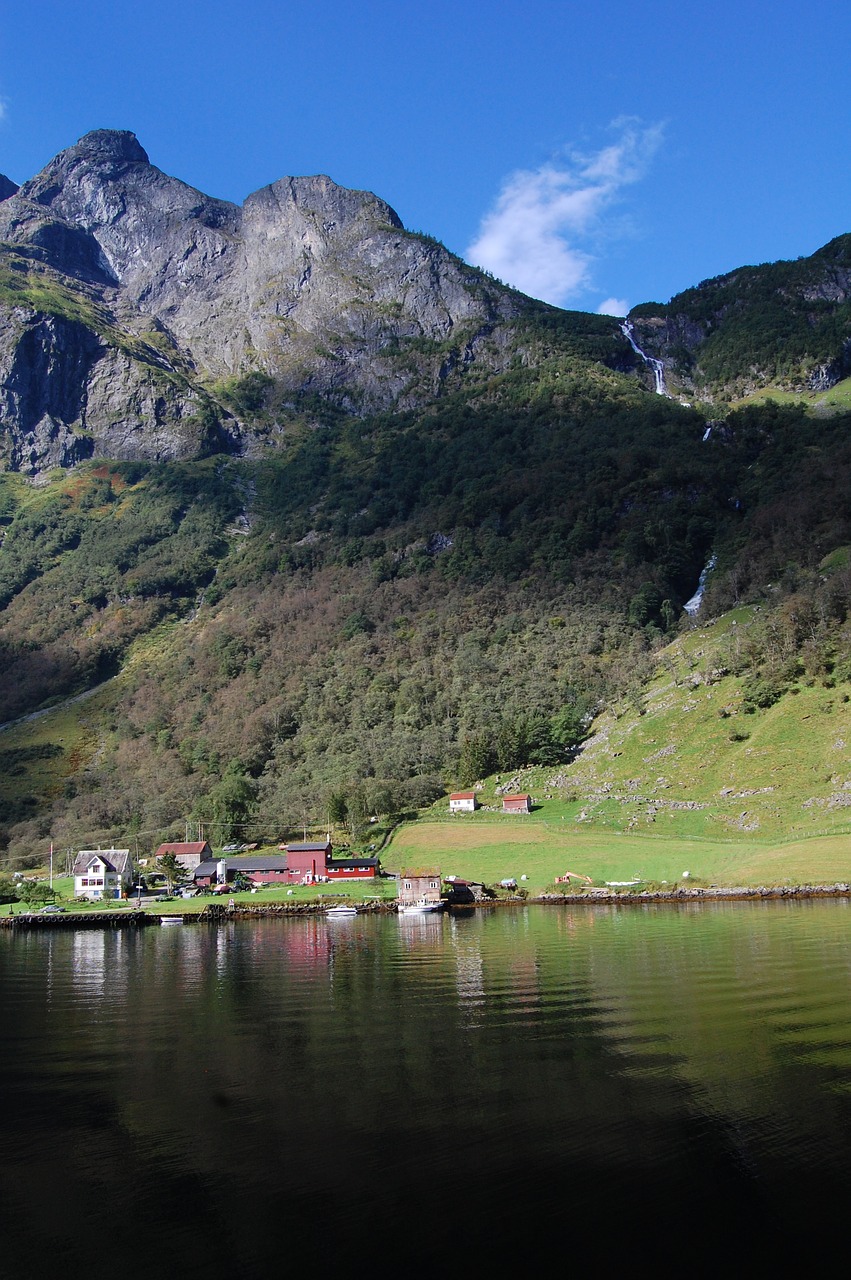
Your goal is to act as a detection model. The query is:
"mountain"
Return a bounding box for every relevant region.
[0,130,627,475]
[628,235,851,402]
[0,131,850,867]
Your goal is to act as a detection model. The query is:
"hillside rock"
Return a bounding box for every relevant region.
[0,130,545,473]
[628,235,851,400]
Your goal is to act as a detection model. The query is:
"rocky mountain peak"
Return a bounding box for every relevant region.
[0,174,19,201]
[0,128,545,474]
[62,128,150,165]
[19,130,150,207]
[244,173,403,235]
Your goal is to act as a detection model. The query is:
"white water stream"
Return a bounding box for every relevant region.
[683,554,716,616]
[621,320,669,396]
[618,324,718,616]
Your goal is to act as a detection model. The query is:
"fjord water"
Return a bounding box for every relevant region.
[3,903,851,1277]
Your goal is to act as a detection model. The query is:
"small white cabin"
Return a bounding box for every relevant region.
[449,791,478,813]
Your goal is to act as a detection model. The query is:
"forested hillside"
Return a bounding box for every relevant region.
[2,378,849,862]
[1,132,850,865]
[629,234,851,401]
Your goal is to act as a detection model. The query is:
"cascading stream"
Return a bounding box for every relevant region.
[620,319,716,617]
[621,320,669,396]
[683,554,717,616]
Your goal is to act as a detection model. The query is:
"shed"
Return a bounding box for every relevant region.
[193,855,291,887]
[502,794,532,814]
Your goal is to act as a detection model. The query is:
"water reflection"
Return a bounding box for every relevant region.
[2,903,851,1277]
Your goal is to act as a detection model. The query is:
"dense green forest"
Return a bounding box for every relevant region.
[1,354,850,862]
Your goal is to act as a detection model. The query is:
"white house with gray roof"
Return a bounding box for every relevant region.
[73,848,134,900]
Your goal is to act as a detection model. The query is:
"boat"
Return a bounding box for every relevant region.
[326,904,358,918]
[397,900,444,915]
[160,915,184,925]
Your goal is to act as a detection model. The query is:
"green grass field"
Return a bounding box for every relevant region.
[382,817,851,892]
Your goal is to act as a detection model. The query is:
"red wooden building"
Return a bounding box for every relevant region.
[502,793,532,813]
[287,841,378,881]
[193,843,379,888]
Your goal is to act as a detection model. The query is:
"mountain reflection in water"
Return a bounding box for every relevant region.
[2,901,850,1277]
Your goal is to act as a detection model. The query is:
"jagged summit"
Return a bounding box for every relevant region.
[0,174,19,201]
[1,129,547,473]
[45,128,149,168]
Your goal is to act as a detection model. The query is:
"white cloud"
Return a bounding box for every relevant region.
[597,297,629,317]
[466,119,663,308]
[0,98,7,125]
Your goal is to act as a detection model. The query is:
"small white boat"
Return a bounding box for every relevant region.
[160,915,184,925]
[397,900,444,915]
[326,905,358,918]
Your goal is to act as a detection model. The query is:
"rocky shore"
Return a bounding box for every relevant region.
[533,883,851,905]
[2,883,850,930]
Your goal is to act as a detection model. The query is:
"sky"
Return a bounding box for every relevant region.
[2,0,851,316]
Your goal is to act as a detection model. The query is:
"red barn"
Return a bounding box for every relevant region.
[287,841,378,881]
[502,794,532,814]
[285,841,333,882]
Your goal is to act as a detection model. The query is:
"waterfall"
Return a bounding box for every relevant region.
[683,555,716,617]
[621,320,669,396]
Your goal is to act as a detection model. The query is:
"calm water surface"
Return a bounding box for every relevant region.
[2,902,851,1277]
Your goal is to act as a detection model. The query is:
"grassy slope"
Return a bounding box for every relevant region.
[384,607,851,890]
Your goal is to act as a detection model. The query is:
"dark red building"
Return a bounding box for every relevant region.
[193,843,379,888]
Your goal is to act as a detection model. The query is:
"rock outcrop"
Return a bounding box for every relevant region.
[0,129,538,473]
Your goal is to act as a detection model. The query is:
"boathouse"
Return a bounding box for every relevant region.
[398,869,442,906]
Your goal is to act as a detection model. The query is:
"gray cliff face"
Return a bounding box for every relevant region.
[0,130,524,472]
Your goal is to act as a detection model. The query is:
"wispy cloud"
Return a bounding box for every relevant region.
[466,119,663,308]
[597,297,629,317]
[0,97,7,125]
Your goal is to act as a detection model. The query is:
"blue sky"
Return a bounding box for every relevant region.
[2,0,851,315]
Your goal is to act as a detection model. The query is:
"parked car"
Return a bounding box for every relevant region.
[40,905,65,913]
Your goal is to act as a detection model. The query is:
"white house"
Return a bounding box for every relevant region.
[73,849,133,900]
[449,791,478,813]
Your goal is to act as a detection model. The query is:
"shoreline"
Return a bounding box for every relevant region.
[2,882,850,929]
